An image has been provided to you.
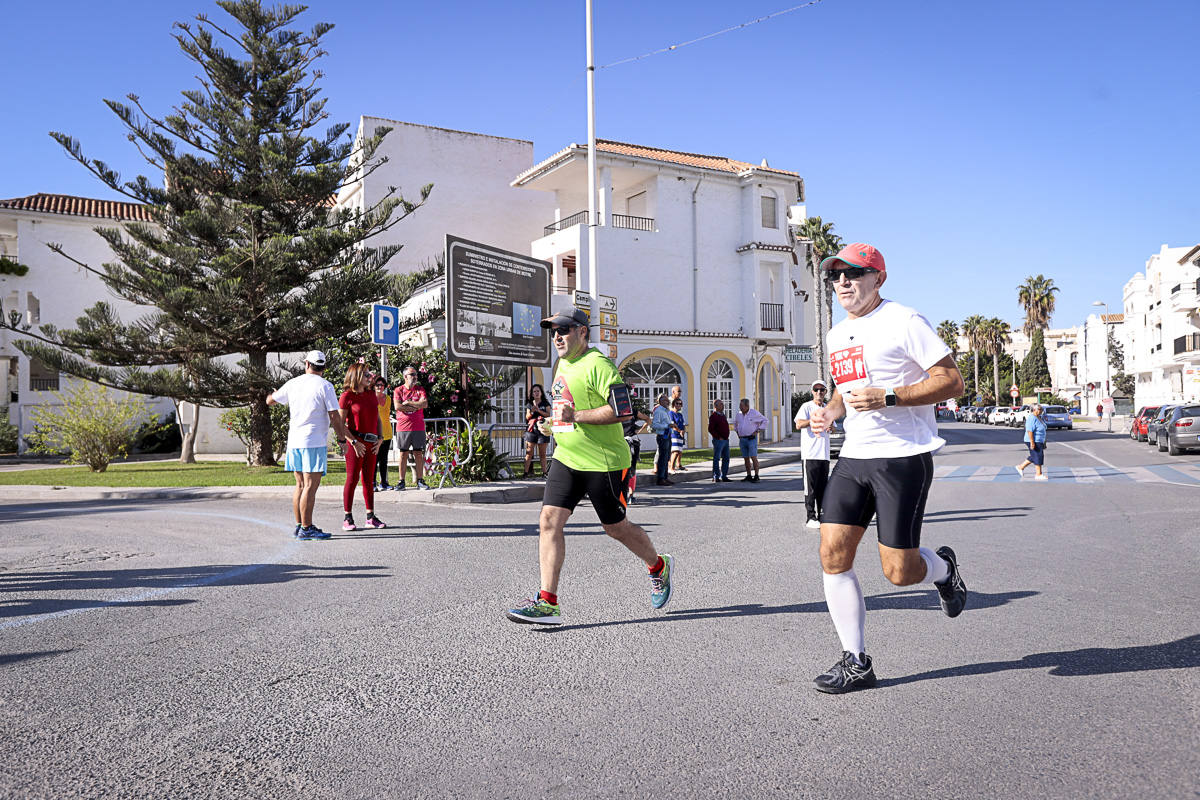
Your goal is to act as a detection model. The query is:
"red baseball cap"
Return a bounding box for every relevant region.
[820,242,886,274]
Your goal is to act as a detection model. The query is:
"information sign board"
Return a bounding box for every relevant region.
[572,291,593,319]
[445,235,552,366]
[784,345,814,363]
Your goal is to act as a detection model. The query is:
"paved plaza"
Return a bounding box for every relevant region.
[2,423,1197,799]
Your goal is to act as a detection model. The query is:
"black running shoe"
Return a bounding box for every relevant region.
[934,545,967,618]
[814,651,877,694]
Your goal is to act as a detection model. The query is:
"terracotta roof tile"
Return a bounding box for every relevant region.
[0,193,154,222]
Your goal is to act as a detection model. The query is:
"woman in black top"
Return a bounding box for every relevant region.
[523,383,552,477]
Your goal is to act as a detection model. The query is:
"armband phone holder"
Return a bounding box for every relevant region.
[608,384,633,417]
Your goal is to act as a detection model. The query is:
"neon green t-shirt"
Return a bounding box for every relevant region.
[549,347,631,473]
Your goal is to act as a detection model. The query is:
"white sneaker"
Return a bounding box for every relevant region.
[806,518,821,530]
[1034,474,1048,481]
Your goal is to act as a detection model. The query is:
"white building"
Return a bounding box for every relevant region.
[1122,243,1200,407]
[0,194,177,449]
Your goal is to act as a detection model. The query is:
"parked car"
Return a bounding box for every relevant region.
[1008,405,1032,427]
[979,406,995,423]
[990,406,1018,425]
[1130,406,1160,442]
[830,417,846,458]
[1146,405,1175,447]
[1160,404,1200,455]
[1042,405,1073,430]
[935,404,956,422]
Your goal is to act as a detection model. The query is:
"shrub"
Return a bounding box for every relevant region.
[135,411,182,453]
[424,424,507,483]
[0,407,17,454]
[25,384,152,471]
[220,404,292,464]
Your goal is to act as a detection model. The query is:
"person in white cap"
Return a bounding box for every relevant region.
[807,243,968,694]
[794,380,832,529]
[267,350,358,540]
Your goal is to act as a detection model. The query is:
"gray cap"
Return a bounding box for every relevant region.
[540,306,589,329]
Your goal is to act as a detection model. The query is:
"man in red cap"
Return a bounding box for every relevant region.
[807,243,968,693]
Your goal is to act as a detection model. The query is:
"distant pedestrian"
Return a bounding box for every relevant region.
[393,366,431,490]
[523,383,552,477]
[651,394,674,486]
[794,380,831,529]
[1096,402,1104,421]
[733,398,768,482]
[339,362,385,531]
[1015,403,1048,480]
[266,350,356,540]
[708,399,732,482]
[621,384,653,503]
[668,398,687,472]
[373,376,394,491]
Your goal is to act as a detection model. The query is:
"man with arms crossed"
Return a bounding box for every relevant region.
[268,350,360,540]
[505,307,674,625]
[393,367,431,490]
[794,380,831,530]
[808,243,968,693]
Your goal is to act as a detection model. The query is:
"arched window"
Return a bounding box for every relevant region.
[625,357,682,410]
[706,359,735,418]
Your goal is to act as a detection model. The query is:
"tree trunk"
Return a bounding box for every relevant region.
[247,350,276,466]
[973,350,980,400]
[992,354,1001,403]
[810,248,827,382]
[175,400,199,464]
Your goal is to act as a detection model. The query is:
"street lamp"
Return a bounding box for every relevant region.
[1093,300,1112,432]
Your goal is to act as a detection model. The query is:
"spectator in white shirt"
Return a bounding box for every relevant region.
[733,398,768,482]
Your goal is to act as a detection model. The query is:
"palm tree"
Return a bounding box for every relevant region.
[982,317,1012,402]
[961,315,987,401]
[936,320,959,359]
[794,217,843,383]
[1017,274,1059,336]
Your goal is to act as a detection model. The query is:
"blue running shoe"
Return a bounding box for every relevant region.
[294,525,315,540]
[505,597,562,625]
[305,526,332,540]
[650,554,674,609]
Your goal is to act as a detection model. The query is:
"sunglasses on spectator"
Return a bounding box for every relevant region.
[825,267,878,282]
[550,325,580,337]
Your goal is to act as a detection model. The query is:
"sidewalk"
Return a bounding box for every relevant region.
[0,438,807,505]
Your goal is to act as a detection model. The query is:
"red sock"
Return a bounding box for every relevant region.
[649,556,664,575]
[538,590,558,605]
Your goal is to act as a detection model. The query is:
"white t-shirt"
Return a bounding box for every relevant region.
[827,299,951,459]
[272,373,340,450]
[794,401,830,460]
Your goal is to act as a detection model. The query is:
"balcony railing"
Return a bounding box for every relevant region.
[612,213,654,232]
[760,302,785,332]
[543,210,592,236]
[30,377,60,391]
[1173,333,1200,355]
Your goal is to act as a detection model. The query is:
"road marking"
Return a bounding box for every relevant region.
[0,511,297,631]
[1056,441,1121,470]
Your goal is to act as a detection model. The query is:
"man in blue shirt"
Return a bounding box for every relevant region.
[1015,403,1049,480]
[650,394,674,486]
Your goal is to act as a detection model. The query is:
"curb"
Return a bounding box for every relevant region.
[0,447,805,505]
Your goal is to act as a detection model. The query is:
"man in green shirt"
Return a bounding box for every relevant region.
[505,306,675,626]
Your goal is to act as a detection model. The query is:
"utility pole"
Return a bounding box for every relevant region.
[1093,300,1112,431]
[585,0,599,343]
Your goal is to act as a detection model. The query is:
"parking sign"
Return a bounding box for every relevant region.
[370,303,400,346]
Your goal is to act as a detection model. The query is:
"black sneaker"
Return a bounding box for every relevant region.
[814,651,877,694]
[934,546,967,618]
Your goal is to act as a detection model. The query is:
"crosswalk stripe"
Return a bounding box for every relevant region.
[766,460,1200,485]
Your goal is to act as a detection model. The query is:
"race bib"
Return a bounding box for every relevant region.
[830,345,870,392]
[550,375,576,433]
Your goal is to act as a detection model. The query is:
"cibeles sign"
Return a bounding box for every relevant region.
[445,235,552,367]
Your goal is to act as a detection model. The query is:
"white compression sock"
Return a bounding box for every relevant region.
[919,546,950,585]
[823,569,866,658]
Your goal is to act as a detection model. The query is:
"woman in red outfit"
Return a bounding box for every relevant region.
[339,363,386,530]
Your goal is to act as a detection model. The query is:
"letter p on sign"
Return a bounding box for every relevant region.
[371,303,400,346]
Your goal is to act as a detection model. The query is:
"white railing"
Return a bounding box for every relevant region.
[391,416,473,489]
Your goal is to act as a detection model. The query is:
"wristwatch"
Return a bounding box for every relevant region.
[884,388,898,407]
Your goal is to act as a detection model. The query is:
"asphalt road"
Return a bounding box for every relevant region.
[2,423,1197,799]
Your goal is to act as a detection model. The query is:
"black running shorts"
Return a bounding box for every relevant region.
[820,452,934,550]
[543,460,629,525]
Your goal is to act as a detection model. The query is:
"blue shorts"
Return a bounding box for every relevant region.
[739,436,759,457]
[286,447,328,474]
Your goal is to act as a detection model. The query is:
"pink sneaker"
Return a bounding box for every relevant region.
[342,518,357,531]
[365,516,386,529]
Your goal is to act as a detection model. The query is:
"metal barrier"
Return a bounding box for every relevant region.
[392,416,473,489]
[481,422,557,465]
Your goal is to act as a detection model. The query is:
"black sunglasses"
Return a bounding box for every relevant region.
[825,267,877,282]
[550,325,579,337]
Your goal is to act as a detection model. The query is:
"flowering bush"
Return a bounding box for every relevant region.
[25,384,155,472]
[424,425,507,483]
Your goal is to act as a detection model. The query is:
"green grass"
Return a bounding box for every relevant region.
[0,461,455,488]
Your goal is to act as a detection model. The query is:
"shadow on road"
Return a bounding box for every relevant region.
[537,588,1038,632]
[879,633,1200,686]
[2,497,233,524]
[0,563,389,619]
[924,506,1033,524]
[0,649,75,666]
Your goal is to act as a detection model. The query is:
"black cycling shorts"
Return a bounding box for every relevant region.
[543,459,629,525]
[820,452,934,550]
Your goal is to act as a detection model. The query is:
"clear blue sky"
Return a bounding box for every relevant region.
[3,0,1197,333]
